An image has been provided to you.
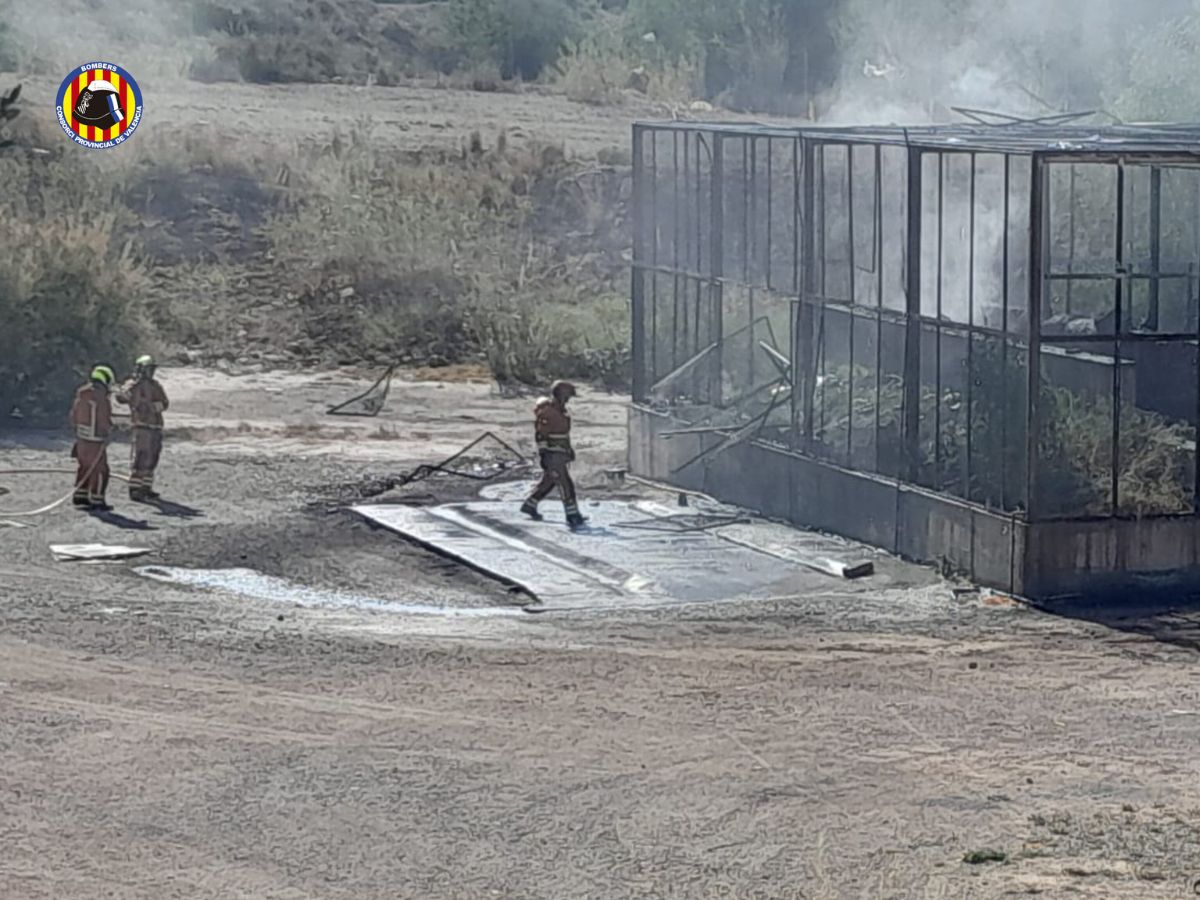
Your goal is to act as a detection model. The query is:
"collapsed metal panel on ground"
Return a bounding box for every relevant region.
[631,119,1200,598]
[353,499,870,612]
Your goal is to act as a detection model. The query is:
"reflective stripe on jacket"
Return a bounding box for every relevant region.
[70,383,112,442]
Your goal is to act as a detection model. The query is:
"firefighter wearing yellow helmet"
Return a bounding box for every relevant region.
[115,354,169,501]
[69,364,116,510]
[521,380,586,529]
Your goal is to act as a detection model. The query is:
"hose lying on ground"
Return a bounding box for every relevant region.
[0,463,132,518]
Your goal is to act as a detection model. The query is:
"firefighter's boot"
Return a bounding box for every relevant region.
[520,500,543,521]
[566,512,587,531]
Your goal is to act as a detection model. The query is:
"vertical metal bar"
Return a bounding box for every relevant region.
[681,132,690,361]
[672,131,681,370]
[1001,155,1011,511]
[748,138,758,386]
[791,137,807,450]
[1149,165,1162,331]
[874,144,884,475]
[817,145,828,440]
[694,135,703,365]
[650,132,659,385]
[799,139,817,452]
[1067,164,1076,315]
[934,153,945,490]
[696,131,704,277]
[903,147,924,483]
[1112,163,1126,515]
[766,139,774,292]
[966,153,976,502]
[710,134,725,408]
[846,144,857,464]
[1194,173,1200,515]
[743,138,751,283]
[631,125,647,401]
[792,138,801,296]
[1026,155,1047,522]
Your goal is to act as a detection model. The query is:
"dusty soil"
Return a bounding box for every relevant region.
[2,368,1200,900]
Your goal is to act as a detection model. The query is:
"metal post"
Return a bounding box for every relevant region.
[874,144,884,475]
[1112,163,1126,514]
[710,134,725,407]
[672,132,682,371]
[798,139,817,452]
[1026,155,1047,522]
[631,125,647,401]
[934,153,945,490]
[1067,164,1076,316]
[766,139,774,292]
[650,131,659,385]
[903,147,924,483]
[681,132,691,360]
[966,153,977,501]
[1149,166,1162,331]
[748,138,757,386]
[847,144,857,465]
[1001,156,1012,511]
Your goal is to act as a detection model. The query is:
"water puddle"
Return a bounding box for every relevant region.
[135,566,524,618]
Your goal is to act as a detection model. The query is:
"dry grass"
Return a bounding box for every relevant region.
[0,95,631,419]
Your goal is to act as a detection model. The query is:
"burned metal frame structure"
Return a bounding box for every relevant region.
[629,120,1200,599]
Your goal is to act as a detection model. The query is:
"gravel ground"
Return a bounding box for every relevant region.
[2,369,1200,900]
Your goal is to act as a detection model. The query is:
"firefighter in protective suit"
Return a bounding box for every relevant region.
[521,380,586,529]
[70,365,115,511]
[115,355,169,501]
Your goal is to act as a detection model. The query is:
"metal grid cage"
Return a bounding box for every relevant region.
[631,121,1200,525]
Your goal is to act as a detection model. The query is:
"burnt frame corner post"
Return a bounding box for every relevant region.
[631,124,647,402]
[1026,152,1047,524]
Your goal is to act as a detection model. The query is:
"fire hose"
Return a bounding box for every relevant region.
[0,445,132,518]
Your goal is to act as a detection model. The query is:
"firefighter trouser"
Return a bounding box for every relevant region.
[523,450,579,518]
[73,440,110,505]
[129,427,163,495]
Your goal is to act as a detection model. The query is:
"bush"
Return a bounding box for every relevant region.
[0,157,145,419]
[448,0,585,80]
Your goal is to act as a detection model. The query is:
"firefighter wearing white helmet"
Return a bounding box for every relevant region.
[115,354,169,501]
[69,364,116,510]
[521,380,586,529]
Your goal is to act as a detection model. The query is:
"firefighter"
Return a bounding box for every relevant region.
[70,364,115,511]
[115,354,169,501]
[521,380,586,529]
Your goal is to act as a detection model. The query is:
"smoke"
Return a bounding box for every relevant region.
[819,0,1194,125]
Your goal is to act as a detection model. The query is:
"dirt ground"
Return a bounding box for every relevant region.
[1,368,1199,900]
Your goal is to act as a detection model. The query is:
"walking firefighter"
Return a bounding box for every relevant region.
[115,354,169,501]
[521,380,586,530]
[69,364,115,511]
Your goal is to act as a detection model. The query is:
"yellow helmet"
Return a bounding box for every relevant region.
[90,365,115,386]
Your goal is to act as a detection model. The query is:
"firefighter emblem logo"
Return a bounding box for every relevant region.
[55,62,142,149]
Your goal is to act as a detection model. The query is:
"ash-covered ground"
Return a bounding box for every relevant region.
[2,368,1199,899]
